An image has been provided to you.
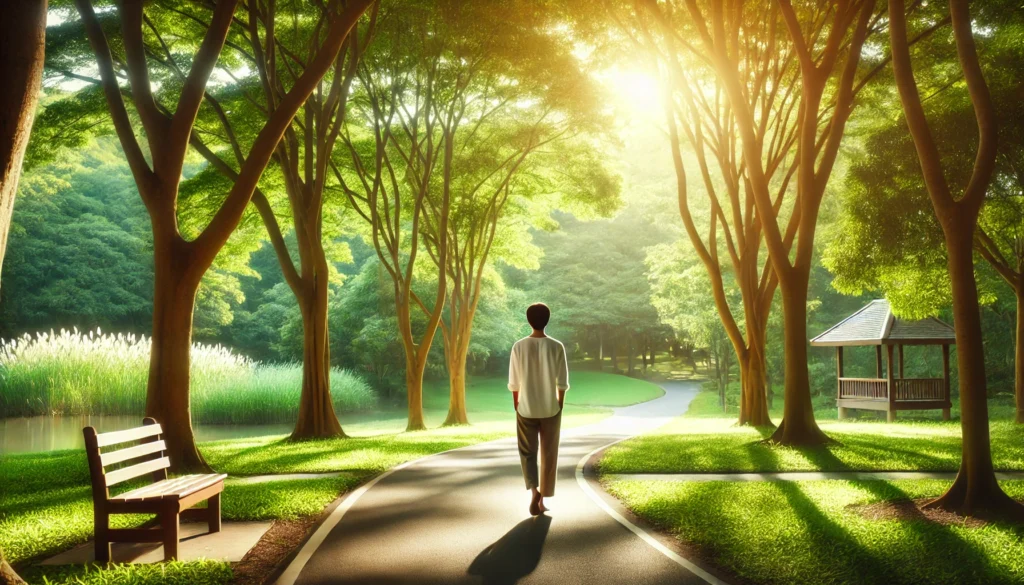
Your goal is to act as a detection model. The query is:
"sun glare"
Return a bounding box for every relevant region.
[599,66,664,125]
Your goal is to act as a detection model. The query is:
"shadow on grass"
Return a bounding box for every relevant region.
[840,479,1016,584]
[763,440,1015,583]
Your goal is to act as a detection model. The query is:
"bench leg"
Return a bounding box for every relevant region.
[208,493,222,534]
[942,407,951,421]
[94,510,111,564]
[838,407,848,420]
[161,507,179,562]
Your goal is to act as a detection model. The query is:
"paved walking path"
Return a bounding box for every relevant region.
[274,380,721,585]
[609,471,1024,483]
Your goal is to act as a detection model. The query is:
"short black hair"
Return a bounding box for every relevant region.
[526,303,550,330]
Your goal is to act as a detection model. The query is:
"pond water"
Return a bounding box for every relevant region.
[0,415,293,455]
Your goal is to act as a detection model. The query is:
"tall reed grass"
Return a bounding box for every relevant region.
[0,328,377,424]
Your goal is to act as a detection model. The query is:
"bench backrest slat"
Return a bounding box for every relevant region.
[99,440,167,467]
[94,424,163,448]
[104,456,171,487]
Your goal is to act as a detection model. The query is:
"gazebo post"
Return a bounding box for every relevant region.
[886,344,896,422]
[898,345,904,378]
[875,345,883,378]
[942,344,951,421]
[836,346,846,420]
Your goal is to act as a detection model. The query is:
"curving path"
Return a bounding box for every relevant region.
[275,380,716,585]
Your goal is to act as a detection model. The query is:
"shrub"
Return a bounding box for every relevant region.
[0,328,376,423]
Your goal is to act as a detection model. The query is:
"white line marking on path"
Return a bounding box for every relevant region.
[273,447,457,585]
[575,439,727,585]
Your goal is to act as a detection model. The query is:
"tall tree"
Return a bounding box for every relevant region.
[337,0,611,429]
[437,143,617,424]
[825,0,1024,423]
[423,28,616,425]
[337,0,452,430]
[0,0,46,293]
[0,1,46,581]
[72,0,371,469]
[684,0,883,444]
[617,0,811,427]
[185,1,380,439]
[888,0,1024,517]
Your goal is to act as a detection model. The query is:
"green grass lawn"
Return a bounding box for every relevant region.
[599,386,1024,585]
[1,371,659,584]
[18,560,234,585]
[600,387,1024,474]
[604,478,1024,585]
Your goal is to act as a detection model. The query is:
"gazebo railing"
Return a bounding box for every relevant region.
[838,377,888,400]
[839,377,946,402]
[893,378,945,401]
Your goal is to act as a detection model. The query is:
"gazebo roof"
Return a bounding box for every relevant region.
[810,299,956,347]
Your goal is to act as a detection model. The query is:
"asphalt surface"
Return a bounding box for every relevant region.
[282,380,707,585]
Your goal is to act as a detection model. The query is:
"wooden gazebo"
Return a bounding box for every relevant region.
[810,299,955,422]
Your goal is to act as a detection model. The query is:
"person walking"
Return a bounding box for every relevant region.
[508,303,569,515]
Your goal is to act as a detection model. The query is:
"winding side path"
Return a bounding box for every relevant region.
[275,380,716,585]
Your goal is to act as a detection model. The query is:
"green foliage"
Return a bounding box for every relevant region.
[822,3,1024,393]
[511,209,671,367]
[0,328,376,423]
[2,136,261,344]
[1,139,152,335]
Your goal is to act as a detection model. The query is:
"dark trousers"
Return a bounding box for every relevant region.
[516,410,561,497]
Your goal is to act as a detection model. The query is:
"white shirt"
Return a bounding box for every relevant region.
[507,336,570,419]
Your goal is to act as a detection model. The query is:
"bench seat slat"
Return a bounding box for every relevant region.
[111,474,226,503]
[95,424,163,448]
[113,474,212,501]
[99,440,166,467]
[104,456,170,487]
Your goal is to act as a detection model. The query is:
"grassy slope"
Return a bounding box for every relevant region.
[1,371,659,583]
[600,388,1024,473]
[601,387,1024,585]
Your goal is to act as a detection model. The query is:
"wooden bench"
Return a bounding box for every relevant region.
[83,417,226,562]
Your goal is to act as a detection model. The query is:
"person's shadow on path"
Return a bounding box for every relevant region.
[468,515,552,585]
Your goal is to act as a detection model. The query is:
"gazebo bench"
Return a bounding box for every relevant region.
[83,417,226,562]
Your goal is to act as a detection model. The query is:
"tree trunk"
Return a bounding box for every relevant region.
[405,358,427,431]
[443,343,469,426]
[1016,288,1023,424]
[292,273,344,438]
[641,335,649,370]
[627,336,636,375]
[598,328,604,369]
[769,273,830,445]
[610,339,618,371]
[0,0,46,290]
[0,7,46,581]
[393,292,429,431]
[714,346,723,409]
[0,548,24,585]
[721,346,730,411]
[928,226,1021,515]
[738,345,772,427]
[145,241,208,472]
